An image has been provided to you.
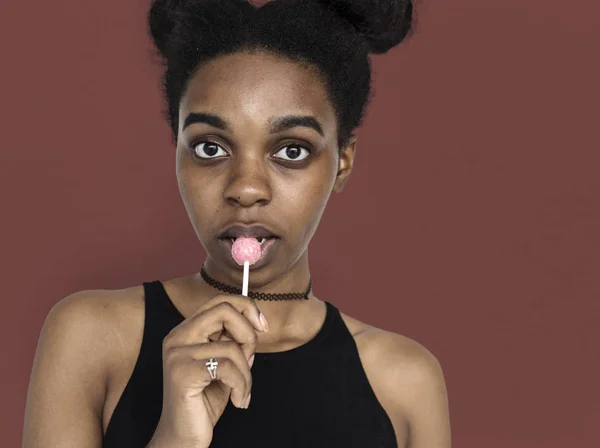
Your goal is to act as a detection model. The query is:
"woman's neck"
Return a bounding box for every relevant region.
[184,252,320,337]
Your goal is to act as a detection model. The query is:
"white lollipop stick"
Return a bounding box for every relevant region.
[231,237,260,297]
[242,261,250,296]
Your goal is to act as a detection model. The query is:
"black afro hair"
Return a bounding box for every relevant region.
[148,0,414,149]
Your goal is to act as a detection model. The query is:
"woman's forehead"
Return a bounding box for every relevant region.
[180,52,336,133]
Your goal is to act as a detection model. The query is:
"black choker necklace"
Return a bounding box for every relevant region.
[200,266,311,301]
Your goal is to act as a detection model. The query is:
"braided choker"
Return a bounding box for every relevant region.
[200,266,311,301]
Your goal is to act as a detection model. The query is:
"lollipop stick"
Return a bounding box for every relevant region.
[242,261,249,296]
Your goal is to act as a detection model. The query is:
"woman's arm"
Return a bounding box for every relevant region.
[23,291,113,448]
[400,347,451,448]
[366,330,452,448]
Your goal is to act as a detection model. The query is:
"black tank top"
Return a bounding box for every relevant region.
[103,281,397,448]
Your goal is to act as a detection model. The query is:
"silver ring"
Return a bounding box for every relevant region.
[205,358,218,380]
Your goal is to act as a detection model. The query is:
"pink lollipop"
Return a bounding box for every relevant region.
[231,237,262,296]
[231,237,261,265]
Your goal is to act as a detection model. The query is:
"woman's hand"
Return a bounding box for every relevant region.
[147,294,268,448]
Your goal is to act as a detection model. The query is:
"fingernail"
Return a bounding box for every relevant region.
[246,393,252,408]
[259,312,269,332]
[248,354,255,368]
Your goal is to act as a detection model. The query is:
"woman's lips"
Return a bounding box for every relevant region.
[219,237,278,269]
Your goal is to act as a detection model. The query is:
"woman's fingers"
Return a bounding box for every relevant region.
[165,295,268,361]
[194,294,267,334]
[165,340,252,408]
[161,293,267,412]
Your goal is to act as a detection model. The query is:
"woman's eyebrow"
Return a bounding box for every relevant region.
[269,115,324,137]
[183,112,229,132]
[182,112,324,137]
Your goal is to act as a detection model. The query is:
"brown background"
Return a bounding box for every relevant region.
[1,0,599,446]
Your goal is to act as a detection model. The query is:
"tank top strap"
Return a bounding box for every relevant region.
[133,281,185,375]
[103,282,183,447]
[143,280,186,339]
[310,300,398,446]
[319,300,356,352]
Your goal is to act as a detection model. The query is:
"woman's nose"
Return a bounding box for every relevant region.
[223,157,272,207]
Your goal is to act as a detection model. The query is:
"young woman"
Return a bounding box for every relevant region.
[23,1,451,447]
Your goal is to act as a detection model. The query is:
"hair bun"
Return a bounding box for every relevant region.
[149,0,186,58]
[318,0,413,54]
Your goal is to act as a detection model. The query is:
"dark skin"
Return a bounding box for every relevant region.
[175,50,354,340]
[23,50,451,448]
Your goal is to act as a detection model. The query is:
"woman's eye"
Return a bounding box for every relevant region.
[192,141,228,159]
[272,145,310,162]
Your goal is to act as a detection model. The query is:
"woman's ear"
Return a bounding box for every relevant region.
[333,135,357,193]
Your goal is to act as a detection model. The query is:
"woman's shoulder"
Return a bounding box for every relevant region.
[52,284,146,338]
[339,308,444,402]
[31,283,154,437]
[55,275,194,327]
[340,310,447,444]
[51,276,196,366]
[338,309,441,371]
[338,309,433,363]
[46,284,150,378]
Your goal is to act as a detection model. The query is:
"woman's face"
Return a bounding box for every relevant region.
[176,51,355,286]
